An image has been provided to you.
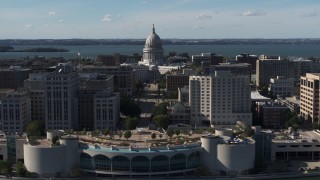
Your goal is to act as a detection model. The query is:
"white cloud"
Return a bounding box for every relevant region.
[195,14,212,19]
[192,25,204,29]
[117,14,122,18]
[302,12,317,17]
[59,19,65,23]
[49,11,56,16]
[102,14,112,22]
[242,11,266,16]
[26,24,33,29]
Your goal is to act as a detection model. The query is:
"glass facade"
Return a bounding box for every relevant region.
[151,155,169,172]
[93,155,111,171]
[112,156,130,171]
[187,151,201,168]
[6,136,16,164]
[80,151,200,174]
[131,156,149,172]
[170,154,186,171]
[80,153,94,170]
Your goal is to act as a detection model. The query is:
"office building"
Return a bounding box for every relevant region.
[189,71,252,127]
[203,62,251,79]
[166,74,189,92]
[45,63,79,130]
[235,53,258,73]
[0,90,31,133]
[300,73,320,123]
[192,53,223,66]
[257,102,289,128]
[256,55,293,87]
[93,90,120,131]
[81,65,134,96]
[24,73,46,122]
[0,66,31,89]
[167,102,191,125]
[268,76,294,98]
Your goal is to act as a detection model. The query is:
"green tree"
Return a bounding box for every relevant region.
[0,160,12,174]
[243,127,254,137]
[117,131,123,139]
[124,131,132,141]
[153,115,170,130]
[120,97,141,117]
[151,102,169,119]
[312,122,320,130]
[166,129,174,139]
[135,80,144,93]
[16,161,27,177]
[175,129,180,137]
[151,133,156,140]
[52,136,60,146]
[26,120,45,138]
[91,129,100,137]
[124,117,138,130]
[103,128,110,136]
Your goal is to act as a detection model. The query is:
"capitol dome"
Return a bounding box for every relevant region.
[144,25,162,49]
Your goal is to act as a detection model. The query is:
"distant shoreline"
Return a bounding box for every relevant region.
[0,46,69,52]
[1,39,320,46]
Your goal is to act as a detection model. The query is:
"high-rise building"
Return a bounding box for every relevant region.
[93,90,120,131]
[235,53,258,73]
[203,62,251,79]
[24,73,46,122]
[300,73,320,123]
[189,71,251,127]
[0,66,31,89]
[256,55,293,87]
[81,65,134,96]
[77,73,114,131]
[45,63,79,130]
[257,102,289,128]
[192,53,223,66]
[0,90,31,132]
[268,76,294,98]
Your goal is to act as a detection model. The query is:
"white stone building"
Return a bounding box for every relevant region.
[189,71,252,127]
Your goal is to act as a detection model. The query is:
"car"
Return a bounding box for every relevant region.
[312,139,319,142]
[301,139,308,143]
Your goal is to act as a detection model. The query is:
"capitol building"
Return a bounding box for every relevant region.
[139,24,164,67]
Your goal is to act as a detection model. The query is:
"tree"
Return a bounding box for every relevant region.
[52,136,60,146]
[151,102,169,119]
[0,160,12,174]
[16,161,27,177]
[312,122,320,130]
[103,128,110,136]
[135,80,144,93]
[124,131,132,141]
[175,129,180,137]
[166,129,174,139]
[153,115,170,130]
[151,133,156,140]
[124,117,138,130]
[120,97,141,117]
[159,134,163,139]
[117,131,123,139]
[91,129,100,137]
[243,127,254,137]
[26,120,45,138]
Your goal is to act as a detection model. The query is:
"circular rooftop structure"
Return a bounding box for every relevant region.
[144,24,162,49]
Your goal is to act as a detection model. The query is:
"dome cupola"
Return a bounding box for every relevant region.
[144,24,162,49]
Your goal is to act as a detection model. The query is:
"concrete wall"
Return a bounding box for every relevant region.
[217,143,255,173]
[24,143,65,176]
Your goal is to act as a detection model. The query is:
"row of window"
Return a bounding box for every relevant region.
[80,152,201,172]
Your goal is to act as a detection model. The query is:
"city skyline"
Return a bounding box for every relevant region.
[1,0,320,39]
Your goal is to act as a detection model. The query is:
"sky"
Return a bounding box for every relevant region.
[0,0,320,39]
